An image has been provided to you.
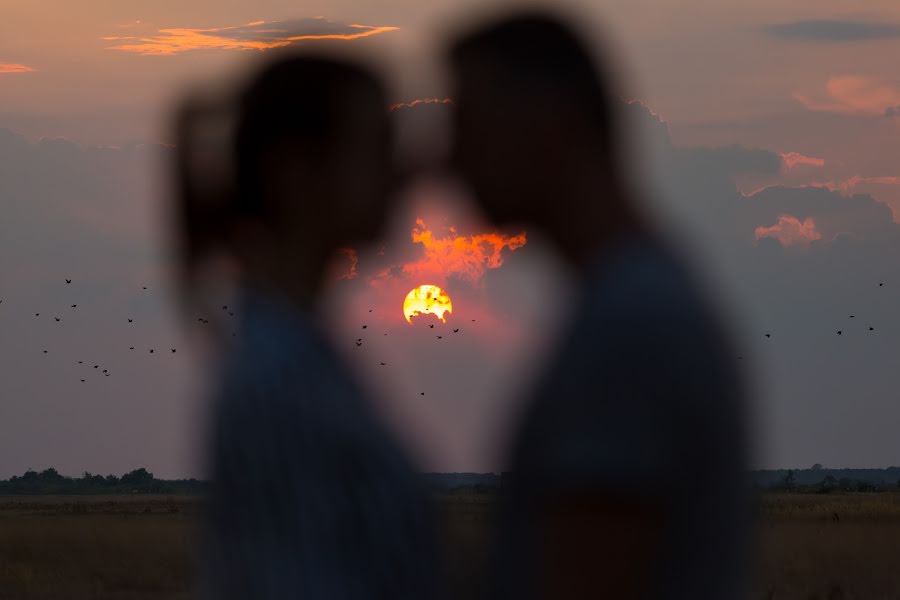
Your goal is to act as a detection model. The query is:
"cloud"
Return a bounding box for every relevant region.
[763,20,900,42]
[755,214,822,246]
[104,18,398,56]
[372,219,527,288]
[676,144,783,176]
[389,98,455,112]
[0,63,35,74]
[781,151,825,169]
[886,106,900,117]
[793,76,900,116]
[807,175,900,194]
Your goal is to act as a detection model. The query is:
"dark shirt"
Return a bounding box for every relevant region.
[202,288,437,600]
[499,233,749,599]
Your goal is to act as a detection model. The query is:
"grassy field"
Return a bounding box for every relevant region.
[3,492,900,599]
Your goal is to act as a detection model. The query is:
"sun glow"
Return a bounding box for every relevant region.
[403,285,452,324]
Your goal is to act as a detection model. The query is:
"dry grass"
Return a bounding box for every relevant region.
[4,492,900,599]
[0,496,199,600]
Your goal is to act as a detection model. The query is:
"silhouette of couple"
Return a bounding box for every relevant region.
[176,10,748,600]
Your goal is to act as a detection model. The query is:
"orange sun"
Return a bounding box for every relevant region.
[403,284,452,324]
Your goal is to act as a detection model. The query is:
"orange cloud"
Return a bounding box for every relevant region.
[371,219,527,288]
[404,219,526,285]
[794,76,900,116]
[781,151,825,169]
[0,63,35,74]
[105,18,398,55]
[389,98,455,111]
[755,215,822,247]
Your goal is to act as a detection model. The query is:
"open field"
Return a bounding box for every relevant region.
[3,492,900,599]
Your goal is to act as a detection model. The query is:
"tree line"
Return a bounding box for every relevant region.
[0,467,206,495]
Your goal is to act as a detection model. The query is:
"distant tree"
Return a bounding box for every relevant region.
[120,468,153,487]
[782,469,796,490]
[38,468,64,482]
[811,463,823,471]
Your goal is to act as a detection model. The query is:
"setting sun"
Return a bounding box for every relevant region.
[403,284,452,324]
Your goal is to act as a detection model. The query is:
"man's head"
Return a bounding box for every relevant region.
[447,13,632,238]
[234,54,392,255]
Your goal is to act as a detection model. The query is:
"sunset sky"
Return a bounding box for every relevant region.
[3,0,900,477]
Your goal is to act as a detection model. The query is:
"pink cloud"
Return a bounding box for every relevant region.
[808,175,900,194]
[389,98,454,111]
[755,215,822,247]
[0,63,35,74]
[794,75,900,116]
[781,151,825,169]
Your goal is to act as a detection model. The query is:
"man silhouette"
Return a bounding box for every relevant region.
[447,13,748,600]
[175,53,437,599]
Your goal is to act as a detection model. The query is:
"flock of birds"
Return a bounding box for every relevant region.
[354,308,473,396]
[6,278,240,383]
[742,281,888,361]
[15,277,888,385]
[10,278,474,392]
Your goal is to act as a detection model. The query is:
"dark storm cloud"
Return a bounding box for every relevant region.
[762,20,900,42]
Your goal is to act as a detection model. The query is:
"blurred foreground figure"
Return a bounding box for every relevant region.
[448,14,748,600]
[175,55,437,599]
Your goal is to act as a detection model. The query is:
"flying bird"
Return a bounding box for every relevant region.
[171,349,176,353]
[765,334,771,338]
[55,317,60,322]
[362,325,367,329]
[71,305,76,308]
[149,349,154,353]
[849,315,855,318]
[65,279,71,284]
[879,283,884,287]
[436,335,442,339]
[93,365,98,369]
[420,392,425,396]
[80,379,85,383]
[128,319,133,323]
[142,286,147,290]
[42,350,47,354]
[380,362,386,366]
[78,361,82,364]
[869,327,875,331]
[35,313,39,316]
[837,330,842,336]
[369,309,373,313]
[453,329,459,333]
[129,347,134,350]
[355,342,362,347]
[429,324,434,329]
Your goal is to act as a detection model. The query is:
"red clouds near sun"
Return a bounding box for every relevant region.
[393,219,527,287]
